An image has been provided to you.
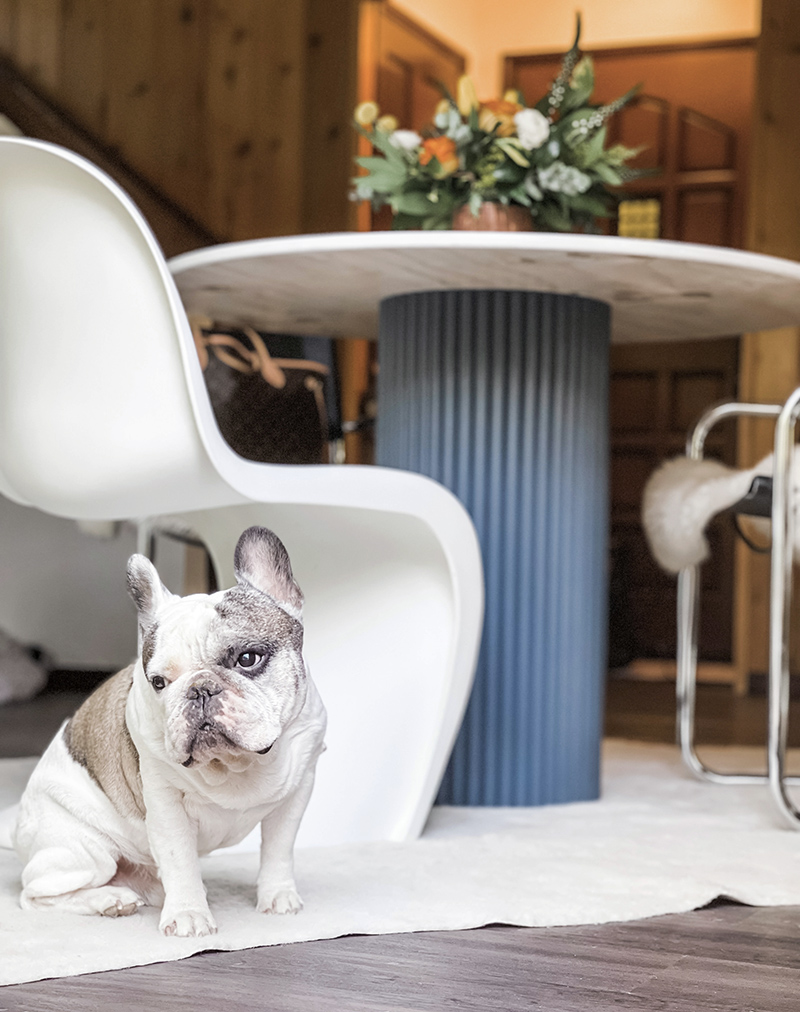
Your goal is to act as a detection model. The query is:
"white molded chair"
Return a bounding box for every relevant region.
[0,138,484,846]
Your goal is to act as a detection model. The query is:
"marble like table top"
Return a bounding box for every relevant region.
[169,231,800,344]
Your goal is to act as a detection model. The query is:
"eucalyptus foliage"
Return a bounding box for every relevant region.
[351,17,645,231]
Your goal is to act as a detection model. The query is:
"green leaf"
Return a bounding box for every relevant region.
[421,215,453,230]
[574,125,607,168]
[534,95,550,117]
[544,13,582,116]
[390,211,424,230]
[391,191,442,216]
[606,83,641,116]
[356,126,407,166]
[593,161,623,186]
[566,55,595,110]
[568,192,613,216]
[524,172,543,201]
[507,183,532,207]
[354,157,408,192]
[535,202,574,232]
[495,138,531,167]
[355,155,399,173]
[605,142,645,166]
[491,160,526,184]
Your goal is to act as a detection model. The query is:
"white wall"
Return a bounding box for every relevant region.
[394,0,761,97]
[0,496,187,670]
[0,495,138,667]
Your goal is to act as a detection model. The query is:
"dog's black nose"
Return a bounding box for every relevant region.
[187,681,222,700]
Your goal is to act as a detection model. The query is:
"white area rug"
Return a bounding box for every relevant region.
[3,738,800,986]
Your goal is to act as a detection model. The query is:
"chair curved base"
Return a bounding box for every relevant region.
[165,493,483,848]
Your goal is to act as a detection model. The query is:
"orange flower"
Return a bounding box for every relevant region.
[419,136,459,177]
[479,99,522,137]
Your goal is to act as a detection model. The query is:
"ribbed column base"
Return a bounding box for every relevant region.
[377,289,610,806]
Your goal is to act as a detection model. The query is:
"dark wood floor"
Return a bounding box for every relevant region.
[604,674,800,746]
[3,903,800,1012]
[3,675,800,1009]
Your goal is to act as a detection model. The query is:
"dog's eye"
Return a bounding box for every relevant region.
[236,651,261,669]
[150,675,167,692]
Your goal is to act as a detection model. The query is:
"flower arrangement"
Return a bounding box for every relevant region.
[351,18,643,232]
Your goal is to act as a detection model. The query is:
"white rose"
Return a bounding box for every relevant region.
[389,129,423,151]
[538,161,592,196]
[514,108,550,150]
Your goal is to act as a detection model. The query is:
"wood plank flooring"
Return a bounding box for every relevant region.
[3,677,800,1009]
[4,904,800,1011]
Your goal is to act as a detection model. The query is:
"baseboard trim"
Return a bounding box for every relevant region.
[43,669,113,694]
[614,659,738,685]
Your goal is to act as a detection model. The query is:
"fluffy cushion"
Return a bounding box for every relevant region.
[642,456,763,573]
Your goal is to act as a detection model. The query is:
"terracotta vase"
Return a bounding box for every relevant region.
[451,202,534,231]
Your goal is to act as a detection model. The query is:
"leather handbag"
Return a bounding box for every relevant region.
[192,322,331,465]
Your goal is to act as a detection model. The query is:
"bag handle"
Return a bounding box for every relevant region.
[190,320,329,389]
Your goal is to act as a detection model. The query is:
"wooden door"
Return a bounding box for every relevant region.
[359,1,465,231]
[506,41,756,667]
[609,339,739,665]
[341,2,466,464]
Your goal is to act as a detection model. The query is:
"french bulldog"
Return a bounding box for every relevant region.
[12,525,327,937]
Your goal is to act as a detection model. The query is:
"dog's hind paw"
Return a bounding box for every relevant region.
[257,887,303,915]
[102,895,144,918]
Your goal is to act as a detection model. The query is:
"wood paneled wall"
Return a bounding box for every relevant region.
[0,0,360,241]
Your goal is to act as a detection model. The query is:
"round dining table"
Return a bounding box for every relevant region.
[170,231,800,808]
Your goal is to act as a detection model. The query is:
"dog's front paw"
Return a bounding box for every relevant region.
[257,886,303,915]
[159,907,218,937]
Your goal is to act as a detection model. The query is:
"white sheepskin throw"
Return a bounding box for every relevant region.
[642,453,781,574]
[0,629,47,704]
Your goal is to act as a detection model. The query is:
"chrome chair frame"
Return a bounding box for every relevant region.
[677,398,800,827]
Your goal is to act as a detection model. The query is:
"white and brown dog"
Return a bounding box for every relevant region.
[10,525,327,937]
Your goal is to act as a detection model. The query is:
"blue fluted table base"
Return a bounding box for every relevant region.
[376,289,610,806]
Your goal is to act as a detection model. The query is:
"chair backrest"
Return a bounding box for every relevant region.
[0,138,231,520]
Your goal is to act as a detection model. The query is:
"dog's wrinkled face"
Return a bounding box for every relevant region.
[127,527,307,768]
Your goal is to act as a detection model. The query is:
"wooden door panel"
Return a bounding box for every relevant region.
[617,96,669,171]
[679,109,736,171]
[609,373,659,431]
[610,338,739,662]
[372,3,464,130]
[671,370,732,432]
[677,188,734,246]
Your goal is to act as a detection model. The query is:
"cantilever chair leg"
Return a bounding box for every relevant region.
[768,387,800,826]
[676,400,800,805]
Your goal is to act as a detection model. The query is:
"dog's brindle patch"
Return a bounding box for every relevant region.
[213,585,303,658]
[64,666,145,821]
[141,623,158,673]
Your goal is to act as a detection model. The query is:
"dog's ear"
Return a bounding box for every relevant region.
[127,554,172,631]
[234,527,303,619]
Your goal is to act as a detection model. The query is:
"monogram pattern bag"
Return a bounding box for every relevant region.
[192,322,331,465]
